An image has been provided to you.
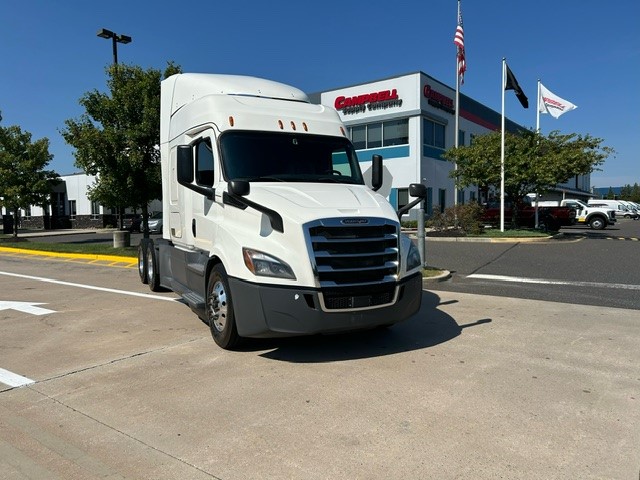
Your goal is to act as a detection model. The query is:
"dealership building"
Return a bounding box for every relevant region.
[311,71,591,215]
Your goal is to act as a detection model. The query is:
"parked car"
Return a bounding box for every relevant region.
[147,212,163,233]
[123,214,142,232]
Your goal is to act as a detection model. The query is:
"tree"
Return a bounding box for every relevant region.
[62,62,181,233]
[619,183,640,202]
[0,123,59,237]
[620,184,632,200]
[443,129,614,226]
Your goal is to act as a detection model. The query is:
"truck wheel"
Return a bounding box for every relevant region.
[138,239,149,284]
[146,240,162,292]
[207,264,240,350]
[589,216,606,230]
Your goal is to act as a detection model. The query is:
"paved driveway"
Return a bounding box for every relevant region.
[1,252,638,479]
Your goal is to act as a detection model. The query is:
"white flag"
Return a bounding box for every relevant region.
[538,83,577,119]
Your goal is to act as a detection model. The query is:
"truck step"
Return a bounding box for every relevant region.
[181,291,205,310]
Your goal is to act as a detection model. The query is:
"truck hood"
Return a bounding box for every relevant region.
[243,183,397,224]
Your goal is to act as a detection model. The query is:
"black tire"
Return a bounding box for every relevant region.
[146,240,162,292]
[138,239,149,284]
[539,217,559,233]
[206,264,240,350]
[589,216,606,230]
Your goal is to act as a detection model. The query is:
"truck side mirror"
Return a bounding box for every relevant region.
[177,145,194,185]
[177,144,215,200]
[371,154,383,192]
[229,180,250,196]
[396,183,427,220]
[409,183,427,199]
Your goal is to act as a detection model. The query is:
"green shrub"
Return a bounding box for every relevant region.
[428,203,484,235]
[401,220,418,229]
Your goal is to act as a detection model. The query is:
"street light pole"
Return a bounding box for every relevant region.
[96,28,132,235]
[96,28,132,65]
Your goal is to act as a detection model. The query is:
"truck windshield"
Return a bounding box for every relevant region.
[219,131,365,185]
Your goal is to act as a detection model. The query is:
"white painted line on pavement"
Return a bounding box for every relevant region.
[0,271,178,301]
[0,368,35,388]
[0,301,56,315]
[468,273,640,290]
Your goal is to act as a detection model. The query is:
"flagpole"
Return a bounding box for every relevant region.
[536,79,541,133]
[534,79,541,228]
[500,58,506,232]
[453,0,461,221]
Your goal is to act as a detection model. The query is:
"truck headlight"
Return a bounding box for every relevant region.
[406,241,422,271]
[242,248,296,279]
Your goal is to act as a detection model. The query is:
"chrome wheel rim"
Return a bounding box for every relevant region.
[138,248,145,277]
[146,248,154,282]
[209,280,227,332]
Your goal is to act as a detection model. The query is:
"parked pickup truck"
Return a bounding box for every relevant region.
[537,199,616,230]
[481,198,576,231]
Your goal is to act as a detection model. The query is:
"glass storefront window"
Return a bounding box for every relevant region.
[383,120,409,146]
[351,126,366,150]
[424,118,446,149]
[368,123,382,148]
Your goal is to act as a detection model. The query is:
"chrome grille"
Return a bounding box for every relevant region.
[306,218,399,289]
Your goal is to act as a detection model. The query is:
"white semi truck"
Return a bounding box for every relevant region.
[137,73,426,349]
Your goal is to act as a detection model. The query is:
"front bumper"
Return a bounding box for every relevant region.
[229,273,423,338]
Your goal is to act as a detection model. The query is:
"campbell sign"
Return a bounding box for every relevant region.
[334,89,403,115]
[423,84,454,114]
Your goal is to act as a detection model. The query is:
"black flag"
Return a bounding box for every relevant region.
[505,64,528,108]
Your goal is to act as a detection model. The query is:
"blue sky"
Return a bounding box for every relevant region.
[1,0,638,189]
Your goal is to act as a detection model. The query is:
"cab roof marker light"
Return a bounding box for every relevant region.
[229,116,234,127]
[302,122,308,132]
[278,120,284,129]
[290,121,296,131]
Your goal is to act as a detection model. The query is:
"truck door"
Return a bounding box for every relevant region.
[190,134,218,253]
[168,130,219,250]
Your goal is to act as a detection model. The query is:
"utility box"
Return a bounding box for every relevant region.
[2,215,14,234]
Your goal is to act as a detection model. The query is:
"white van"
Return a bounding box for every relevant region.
[619,200,639,218]
[588,199,638,219]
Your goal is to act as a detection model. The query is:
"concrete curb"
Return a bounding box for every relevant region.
[3,229,108,238]
[405,232,557,243]
[425,235,554,243]
[422,270,451,284]
[0,246,137,265]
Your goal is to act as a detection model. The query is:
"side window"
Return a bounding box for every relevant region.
[397,188,409,210]
[350,126,366,150]
[195,138,214,186]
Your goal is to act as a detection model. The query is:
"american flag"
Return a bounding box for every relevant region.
[454,1,466,85]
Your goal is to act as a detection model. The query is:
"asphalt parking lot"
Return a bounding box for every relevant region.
[1,250,639,479]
